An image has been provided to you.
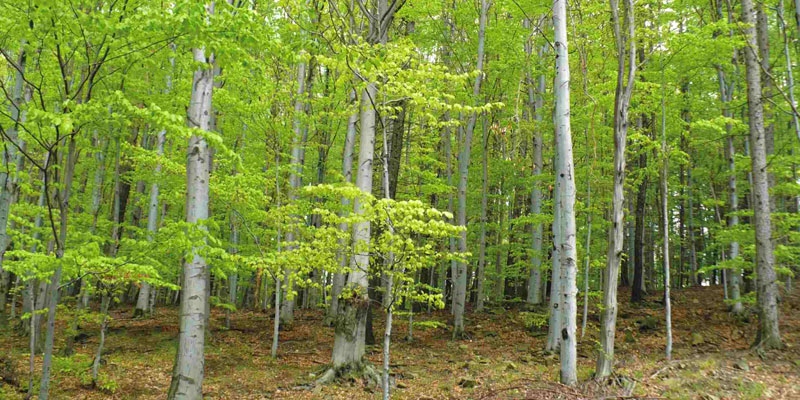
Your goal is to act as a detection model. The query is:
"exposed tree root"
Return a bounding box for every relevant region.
[315,361,382,388]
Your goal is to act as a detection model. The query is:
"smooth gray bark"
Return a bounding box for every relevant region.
[328,89,358,323]
[581,182,591,340]
[330,82,376,371]
[740,0,783,350]
[553,0,578,385]
[596,0,635,379]
[0,42,28,316]
[167,8,215,396]
[545,196,562,353]
[280,60,309,327]
[660,62,673,362]
[136,56,172,317]
[527,41,546,305]
[91,294,111,386]
[453,0,489,339]
[40,135,77,400]
[476,114,488,312]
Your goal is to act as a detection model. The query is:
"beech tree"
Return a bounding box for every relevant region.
[1,0,799,398]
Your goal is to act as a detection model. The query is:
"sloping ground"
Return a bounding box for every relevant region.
[0,285,798,399]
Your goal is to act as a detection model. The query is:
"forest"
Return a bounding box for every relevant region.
[0,0,798,398]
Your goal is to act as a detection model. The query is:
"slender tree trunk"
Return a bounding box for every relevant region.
[687,165,698,285]
[581,181,591,340]
[226,211,239,330]
[136,56,172,318]
[524,18,545,306]
[779,0,800,292]
[719,50,744,314]
[624,194,634,287]
[167,6,215,395]
[39,134,77,400]
[528,43,547,305]
[328,89,358,324]
[443,118,456,310]
[453,0,489,339]
[553,0,578,384]
[756,3,776,214]
[91,293,111,386]
[380,90,397,400]
[28,154,49,353]
[0,42,29,317]
[597,0,635,378]
[740,0,783,350]
[476,114,489,312]
[271,150,282,358]
[280,60,310,327]
[546,191,562,352]
[632,150,647,303]
[660,60,673,361]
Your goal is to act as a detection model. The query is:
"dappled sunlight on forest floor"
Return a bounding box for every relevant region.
[1,286,799,399]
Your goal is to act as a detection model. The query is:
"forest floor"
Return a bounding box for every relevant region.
[1,286,799,399]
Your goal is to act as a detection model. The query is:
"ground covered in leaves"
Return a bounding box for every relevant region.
[1,286,799,399]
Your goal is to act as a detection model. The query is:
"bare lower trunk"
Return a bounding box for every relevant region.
[168,19,215,397]
[740,0,782,350]
[281,61,310,327]
[137,57,171,318]
[660,63,674,361]
[476,115,489,312]
[39,135,77,400]
[553,0,577,384]
[715,0,744,311]
[91,294,111,386]
[328,92,358,323]
[528,43,546,305]
[546,209,562,352]
[596,0,635,379]
[453,0,489,338]
[0,42,29,317]
[581,182,592,340]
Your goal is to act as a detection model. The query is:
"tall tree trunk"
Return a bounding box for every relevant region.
[527,39,546,305]
[756,3,776,214]
[167,5,215,395]
[40,134,77,400]
[660,59,674,361]
[740,0,783,350]
[546,178,562,352]
[323,1,403,380]
[631,150,647,303]
[0,42,29,317]
[597,0,635,378]
[328,89,358,324]
[453,0,489,339]
[553,0,578,384]
[136,56,173,318]
[581,180,592,340]
[780,0,800,293]
[327,82,378,378]
[280,60,310,327]
[476,114,489,312]
[444,117,456,309]
[623,195,633,287]
[688,164,698,285]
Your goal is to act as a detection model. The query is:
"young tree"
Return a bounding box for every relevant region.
[596,0,635,380]
[453,0,490,339]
